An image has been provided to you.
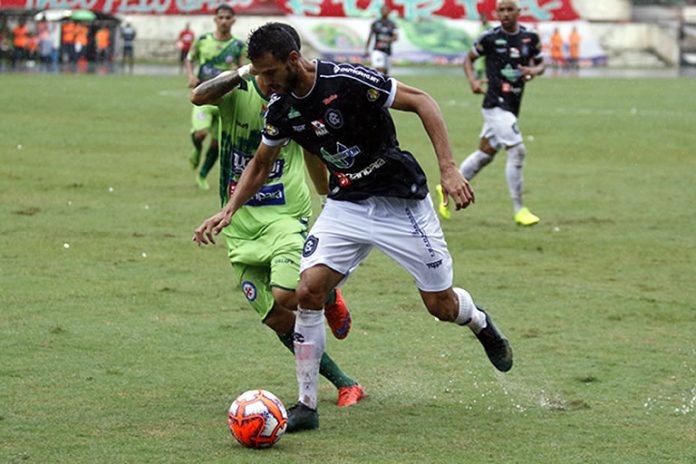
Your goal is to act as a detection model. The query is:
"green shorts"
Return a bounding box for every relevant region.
[226,218,307,320]
[191,104,219,135]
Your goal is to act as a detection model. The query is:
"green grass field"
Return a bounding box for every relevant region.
[1,72,694,463]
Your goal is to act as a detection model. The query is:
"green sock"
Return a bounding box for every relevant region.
[278,332,355,389]
[199,144,219,178]
[324,288,336,306]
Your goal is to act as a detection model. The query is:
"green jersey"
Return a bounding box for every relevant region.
[218,78,312,241]
[187,32,244,82]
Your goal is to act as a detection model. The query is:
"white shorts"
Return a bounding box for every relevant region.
[480,107,523,150]
[300,196,453,292]
[370,50,390,71]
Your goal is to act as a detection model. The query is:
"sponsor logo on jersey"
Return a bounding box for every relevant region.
[495,38,507,46]
[325,109,343,129]
[231,150,285,181]
[320,142,361,169]
[303,235,319,257]
[264,123,279,136]
[339,158,386,183]
[366,88,379,102]
[260,104,267,118]
[292,124,306,132]
[288,107,301,118]
[522,37,532,44]
[502,82,512,93]
[311,119,329,136]
[501,64,521,82]
[245,183,287,207]
[241,281,257,301]
[510,47,520,59]
[426,259,443,269]
[336,172,352,187]
[323,94,338,105]
[334,64,381,84]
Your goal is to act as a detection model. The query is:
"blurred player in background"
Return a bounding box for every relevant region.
[120,20,137,72]
[364,5,398,75]
[194,22,514,433]
[177,23,194,73]
[190,24,366,408]
[446,0,545,226]
[185,5,244,191]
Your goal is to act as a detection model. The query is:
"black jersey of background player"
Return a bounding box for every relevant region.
[474,25,542,116]
[262,60,427,202]
[370,18,398,55]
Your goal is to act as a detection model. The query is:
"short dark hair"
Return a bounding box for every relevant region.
[215,4,235,15]
[248,22,300,62]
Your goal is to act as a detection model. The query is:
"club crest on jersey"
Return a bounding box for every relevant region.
[366,88,379,102]
[241,281,257,301]
[303,235,319,257]
[320,142,361,169]
[311,120,329,136]
[325,109,343,129]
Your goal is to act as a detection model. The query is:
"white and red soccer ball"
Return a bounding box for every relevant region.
[227,389,288,449]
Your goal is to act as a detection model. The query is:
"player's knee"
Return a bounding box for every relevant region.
[296,280,327,310]
[507,143,526,162]
[422,289,458,322]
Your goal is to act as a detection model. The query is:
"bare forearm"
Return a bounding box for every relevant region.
[463,54,476,84]
[191,70,242,106]
[418,96,456,173]
[304,151,329,195]
[224,156,273,215]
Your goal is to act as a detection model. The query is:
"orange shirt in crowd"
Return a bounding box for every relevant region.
[62,22,76,44]
[13,24,28,48]
[96,28,110,50]
[75,24,89,46]
[569,30,581,59]
[550,30,564,61]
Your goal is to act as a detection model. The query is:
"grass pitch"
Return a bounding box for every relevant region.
[1,72,694,463]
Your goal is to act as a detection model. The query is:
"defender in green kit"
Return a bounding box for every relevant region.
[185,4,245,191]
[191,27,366,410]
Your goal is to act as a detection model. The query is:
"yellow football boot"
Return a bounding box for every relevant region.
[514,207,540,226]
[436,184,452,220]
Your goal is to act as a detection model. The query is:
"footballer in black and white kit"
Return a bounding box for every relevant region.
[459,0,545,226]
[193,23,514,432]
[261,61,427,202]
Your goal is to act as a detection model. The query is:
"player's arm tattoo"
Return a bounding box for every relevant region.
[191,70,243,105]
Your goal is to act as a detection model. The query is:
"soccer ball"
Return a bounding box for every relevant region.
[227,389,288,449]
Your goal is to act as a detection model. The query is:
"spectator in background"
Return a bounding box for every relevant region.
[364,5,398,75]
[61,20,76,64]
[12,19,28,68]
[96,25,111,63]
[177,22,195,73]
[38,21,54,68]
[550,27,564,71]
[568,26,581,71]
[74,22,89,63]
[120,20,136,72]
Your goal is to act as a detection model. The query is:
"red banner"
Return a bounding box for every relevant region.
[0,0,579,21]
